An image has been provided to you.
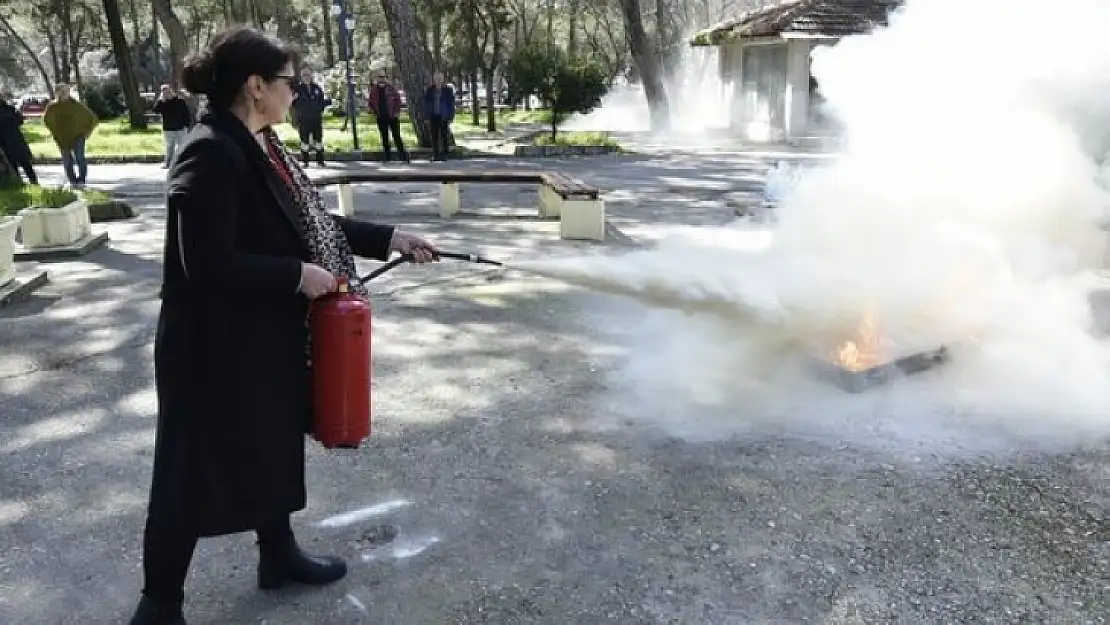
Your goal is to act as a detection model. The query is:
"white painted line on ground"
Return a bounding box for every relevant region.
[360,534,441,562]
[345,593,369,614]
[314,499,413,528]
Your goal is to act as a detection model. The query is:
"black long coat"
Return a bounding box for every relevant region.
[150,109,394,537]
[0,101,32,163]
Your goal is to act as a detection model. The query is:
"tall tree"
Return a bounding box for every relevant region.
[379,0,436,146]
[0,12,55,92]
[103,0,147,128]
[151,0,187,89]
[619,0,669,131]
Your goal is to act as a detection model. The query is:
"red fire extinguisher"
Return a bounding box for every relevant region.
[310,277,372,449]
[307,251,502,449]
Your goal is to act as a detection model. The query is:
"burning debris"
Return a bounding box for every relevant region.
[808,306,952,393]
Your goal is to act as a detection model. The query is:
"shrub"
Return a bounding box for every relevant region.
[506,45,608,141]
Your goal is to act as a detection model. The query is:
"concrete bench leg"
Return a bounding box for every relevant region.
[336,184,355,217]
[559,198,606,241]
[538,186,562,218]
[440,182,460,218]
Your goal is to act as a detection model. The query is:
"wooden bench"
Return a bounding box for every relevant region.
[313,170,606,241]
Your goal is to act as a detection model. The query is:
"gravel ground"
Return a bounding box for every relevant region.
[0,158,1107,625]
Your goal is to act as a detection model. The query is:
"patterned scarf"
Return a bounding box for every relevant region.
[256,127,370,299]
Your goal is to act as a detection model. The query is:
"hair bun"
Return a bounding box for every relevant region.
[181,51,215,95]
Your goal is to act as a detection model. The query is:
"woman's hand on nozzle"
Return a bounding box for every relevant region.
[390,230,439,264]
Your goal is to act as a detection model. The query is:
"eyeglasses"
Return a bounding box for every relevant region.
[272,74,298,88]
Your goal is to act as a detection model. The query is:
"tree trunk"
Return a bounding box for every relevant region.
[484,67,497,132]
[485,35,500,132]
[151,0,187,90]
[380,0,439,147]
[129,0,140,42]
[67,15,84,95]
[0,13,55,92]
[151,0,162,85]
[319,0,335,67]
[568,0,579,57]
[619,0,669,132]
[103,0,148,129]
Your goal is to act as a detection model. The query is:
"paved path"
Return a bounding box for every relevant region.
[1,155,1108,625]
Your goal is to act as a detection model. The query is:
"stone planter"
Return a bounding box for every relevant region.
[0,215,21,287]
[87,200,137,222]
[18,199,92,249]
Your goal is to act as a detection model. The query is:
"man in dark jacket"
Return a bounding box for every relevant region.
[423,72,455,161]
[0,93,38,184]
[152,84,194,168]
[367,71,409,163]
[292,67,330,166]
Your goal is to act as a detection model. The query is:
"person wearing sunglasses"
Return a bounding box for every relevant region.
[128,26,438,625]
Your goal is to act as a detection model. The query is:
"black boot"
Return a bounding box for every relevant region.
[128,595,186,625]
[256,526,347,590]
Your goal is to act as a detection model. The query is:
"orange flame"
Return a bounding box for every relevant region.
[831,305,886,372]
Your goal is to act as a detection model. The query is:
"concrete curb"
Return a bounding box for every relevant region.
[87,200,138,222]
[0,268,49,308]
[513,144,623,158]
[31,147,483,166]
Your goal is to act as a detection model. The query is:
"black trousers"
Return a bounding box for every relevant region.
[12,155,37,184]
[297,118,324,162]
[1,147,36,184]
[427,115,450,160]
[140,514,294,603]
[376,117,407,161]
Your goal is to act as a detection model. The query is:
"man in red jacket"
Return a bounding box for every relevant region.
[367,72,409,163]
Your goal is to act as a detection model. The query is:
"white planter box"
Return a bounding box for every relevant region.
[18,199,92,249]
[0,215,21,287]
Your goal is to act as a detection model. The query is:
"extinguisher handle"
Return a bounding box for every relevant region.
[352,255,410,286]
[351,250,504,287]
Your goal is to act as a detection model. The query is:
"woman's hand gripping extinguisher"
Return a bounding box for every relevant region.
[309,251,502,449]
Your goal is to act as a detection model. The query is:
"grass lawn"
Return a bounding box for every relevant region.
[23,109,552,159]
[534,131,622,148]
[0,182,112,217]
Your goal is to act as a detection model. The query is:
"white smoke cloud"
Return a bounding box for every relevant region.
[517,0,1110,453]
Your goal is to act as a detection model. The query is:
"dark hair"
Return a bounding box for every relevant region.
[181,26,298,110]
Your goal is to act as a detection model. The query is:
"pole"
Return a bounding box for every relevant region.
[334,0,360,154]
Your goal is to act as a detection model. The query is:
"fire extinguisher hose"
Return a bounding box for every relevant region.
[351,250,503,286]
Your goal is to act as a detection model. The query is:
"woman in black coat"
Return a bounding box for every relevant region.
[0,95,37,184]
[129,27,438,625]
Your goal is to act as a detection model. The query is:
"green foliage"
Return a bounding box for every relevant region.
[0,184,80,216]
[504,43,551,107]
[321,66,352,117]
[32,185,79,208]
[505,44,608,141]
[80,82,128,120]
[533,131,620,148]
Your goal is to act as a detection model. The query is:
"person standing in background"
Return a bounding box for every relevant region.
[292,67,330,167]
[42,83,98,187]
[0,93,37,184]
[423,72,454,162]
[152,84,194,169]
[367,71,409,163]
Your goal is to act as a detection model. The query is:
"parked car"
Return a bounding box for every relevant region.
[17,95,49,117]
